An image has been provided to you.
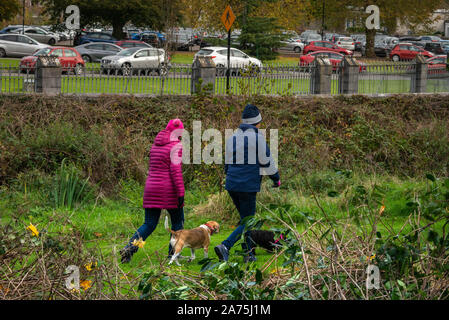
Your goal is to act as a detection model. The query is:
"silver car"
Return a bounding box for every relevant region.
[279,38,304,53]
[12,27,59,45]
[75,42,122,63]
[0,33,49,58]
[100,47,168,75]
[304,33,322,45]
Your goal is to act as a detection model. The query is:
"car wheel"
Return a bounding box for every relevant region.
[294,46,302,53]
[82,55,91,63]
[0,48,6,57]
[48,38,56,46]
[121,63,132,76]
[392,55,400,62]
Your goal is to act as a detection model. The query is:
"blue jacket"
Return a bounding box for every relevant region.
[225,124,280,193]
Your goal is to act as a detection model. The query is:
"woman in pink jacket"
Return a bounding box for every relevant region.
[121,119,185,263]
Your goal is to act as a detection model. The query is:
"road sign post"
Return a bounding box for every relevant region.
[221,5,236,94]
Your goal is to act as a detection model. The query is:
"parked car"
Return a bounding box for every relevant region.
[299,51,366,72]
[399,36,426,48]
[79,32,117,44]
[325,33,341,42]
[426,55,447,70]
[100,47,168,76]
[0,25,22,34]
[279,38,304,53]
[420,35,441,42]
[440,40,449,54]
[75,42,123,63]
[133,31,166,47]
[374,37,398,57]
[335,37,355,51]
[300,51,343,70]
[0,34,49,58]
[351,34,366,52]
[193,46,262,71]
[389,43,434,61]
[11,27,59,45]
[303,41,353,55]
[114,40,151,49]
[19,47,85,74]
[139,33,161,47]
[423,42,445,55]
[300,30,319,41]
[303,33,322,45]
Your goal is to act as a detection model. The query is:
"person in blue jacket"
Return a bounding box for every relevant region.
[214,104,280,262]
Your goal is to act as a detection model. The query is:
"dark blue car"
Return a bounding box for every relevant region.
[0,26,22,34]
[79,32,117,45]
[132,31,165,43]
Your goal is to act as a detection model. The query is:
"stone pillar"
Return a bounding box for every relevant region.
[191,56,216,94]
[414,54,428,93]
[310,57,332,95]
[340,55,359,94]
[34,56,62,94]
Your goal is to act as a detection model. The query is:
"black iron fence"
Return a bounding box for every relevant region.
[1,59,448,96]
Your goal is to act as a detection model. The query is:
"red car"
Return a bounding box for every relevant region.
[426,55,448,74]
[299,51,366,72]
[389,43,434,61]
[20,47,85,74]
[303,40,353,55]
[426,55,447,69]
[114,40,152,49]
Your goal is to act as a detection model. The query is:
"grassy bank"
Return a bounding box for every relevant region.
[1,94,448,300]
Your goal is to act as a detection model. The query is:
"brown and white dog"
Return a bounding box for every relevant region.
[165,216,220,266]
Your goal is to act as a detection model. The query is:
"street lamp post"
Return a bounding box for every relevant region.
[22,0,25,34]
[321,0,325,39]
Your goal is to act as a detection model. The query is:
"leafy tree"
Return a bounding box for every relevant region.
[40,0,180,39]
[0,0,20,24]
[304,0,443,57]
[239,16,284,60]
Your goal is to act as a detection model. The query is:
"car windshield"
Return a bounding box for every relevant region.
[117,48,139,56]
[339,37,352,42]
[33,48,52,56]
[197,49,214,56]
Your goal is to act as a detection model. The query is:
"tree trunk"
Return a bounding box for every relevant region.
[112,21,125,40]
[365,27,376,58]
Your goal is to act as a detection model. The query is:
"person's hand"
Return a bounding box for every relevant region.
[272,180,281,188]
[177,196,184,208]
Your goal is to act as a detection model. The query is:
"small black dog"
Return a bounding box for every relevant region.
[242,230,285,256]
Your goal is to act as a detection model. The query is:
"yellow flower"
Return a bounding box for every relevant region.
[379,205,385,215]
[366,254,376,262]
[80,280,92,290]
[26,223,39,237]
[85,261,97,271]
[132,238,145,249]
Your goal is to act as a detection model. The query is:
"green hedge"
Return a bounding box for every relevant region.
[0,94,448,193]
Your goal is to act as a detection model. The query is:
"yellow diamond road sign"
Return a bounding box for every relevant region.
[221,5,236,32]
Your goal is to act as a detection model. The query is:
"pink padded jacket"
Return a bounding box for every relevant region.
[142,127,185,209]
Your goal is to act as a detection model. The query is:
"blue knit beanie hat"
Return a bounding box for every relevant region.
[241,104,262,125]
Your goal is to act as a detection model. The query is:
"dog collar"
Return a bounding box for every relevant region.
[204,223,214,234]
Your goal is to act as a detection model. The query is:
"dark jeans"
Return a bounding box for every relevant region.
[222,191,257,250]
[126,207,184,255]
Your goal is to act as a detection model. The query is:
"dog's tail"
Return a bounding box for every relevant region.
[164,215,175,235]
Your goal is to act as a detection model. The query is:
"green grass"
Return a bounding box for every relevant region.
[1,172,442,274]
[2,74,423,95]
